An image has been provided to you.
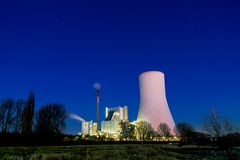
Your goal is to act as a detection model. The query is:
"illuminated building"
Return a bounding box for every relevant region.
[82,121,93,135]
[101,106,128,134]
[82,121,98,135]
[91,122,98,135]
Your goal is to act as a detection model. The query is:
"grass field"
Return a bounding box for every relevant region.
[0,144,238,160]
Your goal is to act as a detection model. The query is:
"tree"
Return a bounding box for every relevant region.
[158,123,171,137]
[136,121,154,141]
[175,122,194,144]
[35,103,66,135]
[0,99,14,133]
[119,121,128,141]
[12,99,25,133]
[127,123,136,141]
[204,108,234,138]
[222,118,234,136]
[21,91,35,135]
[146,127,157,141]
[204,108,239,157]
[119,122,136,141]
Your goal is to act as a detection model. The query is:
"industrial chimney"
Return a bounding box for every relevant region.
[137,71,175,135]
[93,83,101,131]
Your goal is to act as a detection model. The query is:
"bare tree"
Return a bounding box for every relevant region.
[21,91,35,135]
[0,98,14,133]
[35,104,66,135]
[136,121,154,141]
[158,123,171,137]
[222,118,233,136]
[204,108,234,137]
[12,99,25,133]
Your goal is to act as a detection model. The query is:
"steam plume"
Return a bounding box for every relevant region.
[67,113,85,122]
[93,83,101,90]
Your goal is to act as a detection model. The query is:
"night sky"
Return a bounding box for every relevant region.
[0,0,240,134]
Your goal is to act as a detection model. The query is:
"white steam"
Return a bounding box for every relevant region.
[67,113,85,122]
[93,83,101,90]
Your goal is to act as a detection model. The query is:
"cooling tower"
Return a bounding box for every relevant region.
[137,71,175,135]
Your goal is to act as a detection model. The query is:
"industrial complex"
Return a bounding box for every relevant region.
[80,71,176,140]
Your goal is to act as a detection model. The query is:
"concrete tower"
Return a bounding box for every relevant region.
[137,71,175,134]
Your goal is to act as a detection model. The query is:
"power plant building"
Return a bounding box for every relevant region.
[101,106,128,134]
[82,121,98,135]
[82,121,93,135]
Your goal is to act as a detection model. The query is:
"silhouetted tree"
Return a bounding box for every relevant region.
[175,122,194,144]
[194,132,212,146]
[0,98,14,133]
[35,103,66,135]
[158,123,171,137]
[204,108,234,138]
[12,99,25,133]
[21,91,35,135]
[204,108,238,156]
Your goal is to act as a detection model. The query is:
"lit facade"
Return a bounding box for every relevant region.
[101,106,128,134]
[82,121,98,135]
[91,122,98,135]
[82,121,93,135]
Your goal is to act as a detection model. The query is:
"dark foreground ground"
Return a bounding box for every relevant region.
[0,144,239,160]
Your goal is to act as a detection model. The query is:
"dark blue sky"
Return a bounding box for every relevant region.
[0,0,240,134]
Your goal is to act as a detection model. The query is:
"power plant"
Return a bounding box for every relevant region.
[137,71,175,134]
[73,71,176,139]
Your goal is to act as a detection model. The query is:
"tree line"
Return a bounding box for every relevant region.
[1,91,240,151]
[115,108,240,158]
[0,91,66,146]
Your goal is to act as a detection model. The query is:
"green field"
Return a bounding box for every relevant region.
[0,144,238,160]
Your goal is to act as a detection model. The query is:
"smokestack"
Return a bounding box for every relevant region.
[93,83,101,131]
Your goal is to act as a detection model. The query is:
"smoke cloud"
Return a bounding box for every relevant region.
[93,83,101,90]
[67,113,85,122]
